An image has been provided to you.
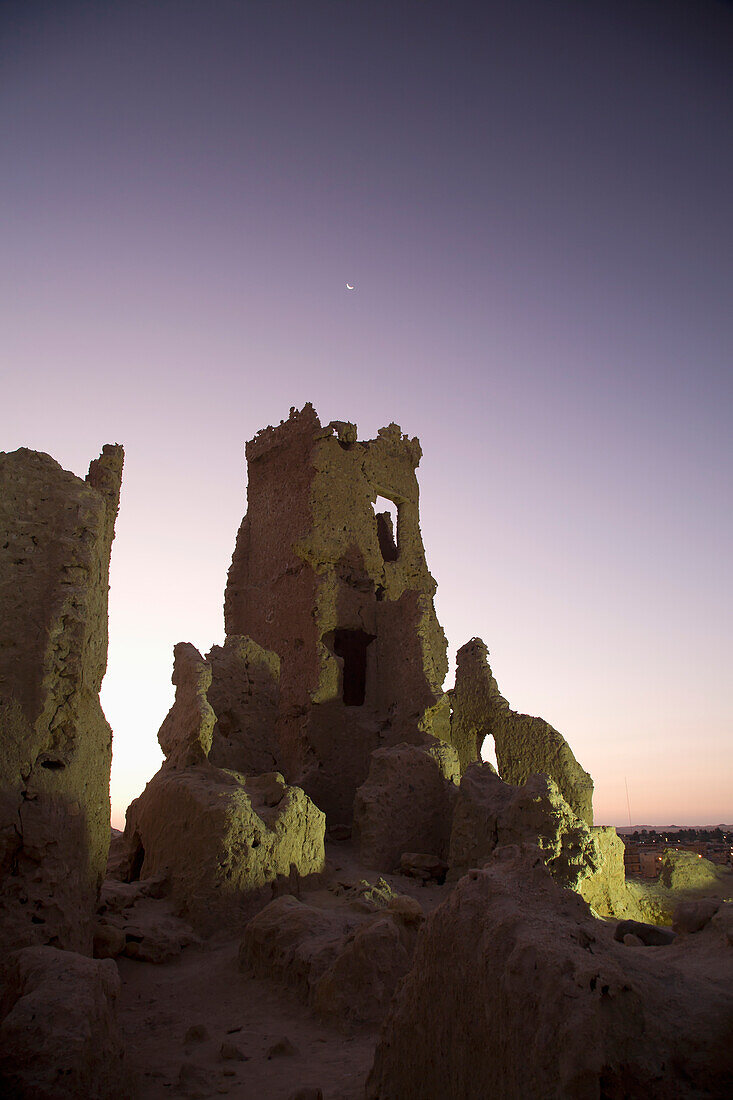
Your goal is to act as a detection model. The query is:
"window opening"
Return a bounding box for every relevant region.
[372,496,399,562]
[333,629,375,706]
[480,733,499,774]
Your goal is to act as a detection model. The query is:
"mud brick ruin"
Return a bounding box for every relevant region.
[0,445,123,959]
[1,407,731,1099]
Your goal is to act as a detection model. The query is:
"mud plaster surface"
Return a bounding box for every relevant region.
[116,841,448,1100]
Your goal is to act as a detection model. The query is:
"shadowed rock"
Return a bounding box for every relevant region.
[240,890,424,1028]
[207,635,280,774]
[0,946,126,1099]
[449,763,599,890]
[367,845,733,1100]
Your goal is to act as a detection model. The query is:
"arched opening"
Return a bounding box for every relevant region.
[479,733,499,774]
[333,628,375,706]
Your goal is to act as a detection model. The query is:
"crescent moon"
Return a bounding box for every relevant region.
[346,283,354,290]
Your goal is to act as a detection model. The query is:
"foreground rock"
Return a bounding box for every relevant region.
[240,888,424,1027]
[367,845,733,1099]
[0,946,126,1099]
[0,445,123,959]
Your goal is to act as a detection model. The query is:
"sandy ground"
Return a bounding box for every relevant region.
[114,842,449,1100]
[113,841,733,1098]
[117,938,375,1100]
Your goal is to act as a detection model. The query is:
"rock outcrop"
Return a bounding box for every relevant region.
[0,445,123,959]
[95,876,198,963]
[0,946,126,1099]
[120,643,325,931]
[367,845,733,1100]
[450,637,594,823]
[449,763,599,891]
[352,739,460,871]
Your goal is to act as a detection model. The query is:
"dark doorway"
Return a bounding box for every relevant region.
[127,835,145,882]
[333,629,375,706]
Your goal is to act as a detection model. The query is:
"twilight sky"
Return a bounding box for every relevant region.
[1,0,731,827]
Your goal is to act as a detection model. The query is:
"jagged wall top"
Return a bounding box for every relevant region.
[244,403,422,469]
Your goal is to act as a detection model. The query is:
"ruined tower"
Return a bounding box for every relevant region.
[224,404,449,821]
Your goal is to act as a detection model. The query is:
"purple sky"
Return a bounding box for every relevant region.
[2,0,731,827]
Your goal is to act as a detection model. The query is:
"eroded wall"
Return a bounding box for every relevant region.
[224,405,449,821]
[0,445,123,957]
[451,637,594,824]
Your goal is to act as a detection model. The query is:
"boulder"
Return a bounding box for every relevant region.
[353,740,459,871]
[399,852,449,883]
[0,946,126,1099]
[613,919,676,946]
[92,921,127,960]
[659,848,723,891]
[710,902,733,947]
[367,845,733,1100]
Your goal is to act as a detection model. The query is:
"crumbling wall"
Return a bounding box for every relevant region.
[449,764,599,891]
[450,637,594,824]
[0,445,123,959]
[224,406,449,821]
[121,642,325,930]
[353,740,460,871]
[207,635,280,775]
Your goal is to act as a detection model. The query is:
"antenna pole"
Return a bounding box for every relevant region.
[624,776,632,828]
